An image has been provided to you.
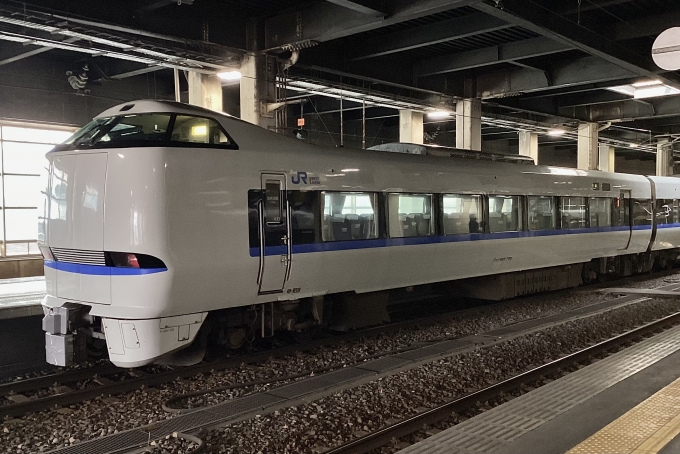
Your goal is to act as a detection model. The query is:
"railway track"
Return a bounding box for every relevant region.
[324,312,680,454]
[0,295,517,419]
[3,272,677,420]
[15,277,680,454]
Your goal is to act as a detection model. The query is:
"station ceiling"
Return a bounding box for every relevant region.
[1,0,679,149]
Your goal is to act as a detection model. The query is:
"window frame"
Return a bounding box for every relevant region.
[387,192,435,238]
[321,191,380,242]
[558,196,589,230]
[588,197,613,228]
[441,193,484,236]
[1,123,76,257]
[527,195,557,232]
[486,194,522,233]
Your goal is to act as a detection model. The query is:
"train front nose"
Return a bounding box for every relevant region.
[43,151,111,304]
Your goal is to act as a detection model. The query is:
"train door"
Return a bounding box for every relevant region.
[257,173,292,295]
[619,189,632,250]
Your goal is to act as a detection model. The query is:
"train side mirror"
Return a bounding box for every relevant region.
[293,129,308,140]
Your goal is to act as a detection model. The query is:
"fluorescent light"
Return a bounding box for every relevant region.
[607,81,680,99]
[341,168,359,172]
[629,142,640,148]
[548,128,565,136]
[632,79,663,87]
[634,85,680,98]
[217,70,241,81]
[427,111,452,119]
[191,125,207,136]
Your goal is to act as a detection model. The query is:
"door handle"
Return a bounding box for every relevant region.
[281,235,289,245]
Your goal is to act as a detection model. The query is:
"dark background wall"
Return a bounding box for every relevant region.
[0,50,658,175]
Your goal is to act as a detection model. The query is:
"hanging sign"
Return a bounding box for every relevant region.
[652,27,680,70]
[297,118,305,127]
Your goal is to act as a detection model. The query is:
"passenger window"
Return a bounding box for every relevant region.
[388,194,434,238]
[656,199,673,225]
[488,195,520,232]
[528,196,556,231]
[632,199,652,226]
[560,197,587,229]
[589,198,612,227]
[442,194,482,234]
[170,115,231,146]
[321,192,378,241]
[289,191,319,244]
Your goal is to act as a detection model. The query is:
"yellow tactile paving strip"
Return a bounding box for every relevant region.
[567,377,680,454]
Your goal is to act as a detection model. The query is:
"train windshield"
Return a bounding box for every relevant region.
[52,113,233,151]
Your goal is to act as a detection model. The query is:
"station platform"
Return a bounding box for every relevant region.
[397,324,680,454]
[0,276,45,320]
[0,276,47,375]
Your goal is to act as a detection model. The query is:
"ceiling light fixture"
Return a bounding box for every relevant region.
[547,128,566,136]
[217,70,242,81]
[427,111,452,119]
[631,79,663,87]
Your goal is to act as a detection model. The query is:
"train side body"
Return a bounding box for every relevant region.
[39,100,678,367]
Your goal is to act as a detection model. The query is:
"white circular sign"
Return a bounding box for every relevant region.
[652,27,680,70]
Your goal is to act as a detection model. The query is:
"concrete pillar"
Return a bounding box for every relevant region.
[187,72,223,112]
[598,144,615,172]
[518,131,538,164]
[456,98,482,151]
[239,53,276,130]
[399,110,424,144]
[657,138,673,176]
[577,122,598,170]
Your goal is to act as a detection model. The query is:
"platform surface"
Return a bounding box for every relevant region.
[0,276,45,319]
[396,324,680,454]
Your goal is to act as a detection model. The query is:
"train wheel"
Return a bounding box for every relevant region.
[582,262,598,285]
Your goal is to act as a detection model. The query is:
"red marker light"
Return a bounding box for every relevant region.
[110,252,141,268]
[127,254,140,268]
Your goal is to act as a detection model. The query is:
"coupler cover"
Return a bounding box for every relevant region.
[45,333,74,367]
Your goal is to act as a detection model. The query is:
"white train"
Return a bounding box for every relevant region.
[39,100,680,368]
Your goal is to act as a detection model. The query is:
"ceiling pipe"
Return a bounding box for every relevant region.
[598,121,612,131]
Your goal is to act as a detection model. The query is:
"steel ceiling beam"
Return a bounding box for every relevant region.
[324,0,386,16]
[559,0,637,15]
[0,37,80,66]
[350,12,512,60]
[417,36,570,76]
[477,55,636,98]
[264,0,473,49]
[109,66,165,79]
[614,9,680,41]
[470,0,680,89]
[571,96,680,122]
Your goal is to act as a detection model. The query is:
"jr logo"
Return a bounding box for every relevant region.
[291,171,308,184]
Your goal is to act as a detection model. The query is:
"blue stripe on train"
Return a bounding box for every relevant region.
[44,260,167,275]
[249,224,663,257]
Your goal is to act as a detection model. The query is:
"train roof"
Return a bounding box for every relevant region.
[96,99,236,120]
[92,100,675,197]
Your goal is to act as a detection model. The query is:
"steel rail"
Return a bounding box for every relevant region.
[0,297,510,418]
[3,272,677,419]
[323,311,680,454]
[0,363,122,397]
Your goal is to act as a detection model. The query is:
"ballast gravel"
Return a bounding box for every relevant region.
[1,273,679,453]
[201,298,680,454]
